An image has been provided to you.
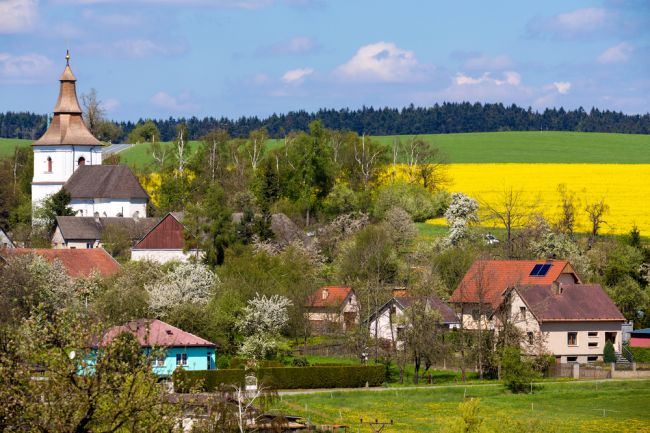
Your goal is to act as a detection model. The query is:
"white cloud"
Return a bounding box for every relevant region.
[552,81,572,94]
[282,67,314,83]
[150,91,198,112]
[598,42,634,63]
[0,52,54,84]
[335,42,423,82]
[0,0,37,33]
[461,54,514,71]
[102,98,120,112]
[527,7,615,38]
[454,71,521,87]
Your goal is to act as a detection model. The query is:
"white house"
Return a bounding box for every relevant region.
[367,290,460,342]
[502,283,625,364]
[31,52,148,219]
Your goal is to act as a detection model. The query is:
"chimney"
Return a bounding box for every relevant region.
[392,288,408,298]
[321,288,329,300]
[552,281,563,295]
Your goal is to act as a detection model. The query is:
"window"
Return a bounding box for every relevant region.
[567,332,578,346]
[86,242,93,249]
[396,326,405,341]
[588,342,598,348]
[587,356,598,363]
[588,332,598,338]
[567,356,578,363]
[152,357,165,367]
[471,309,480,321]
[527,332,534,345]
[47,156,52,173]
[176,353,188,366]
[520,306,526,320]
[207,353,212,370]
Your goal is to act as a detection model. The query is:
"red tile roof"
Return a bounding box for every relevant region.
[395,296,459,324]
[449,260,575,309]
[3,248,120,278]
[305,286,353,308]
[102,319,216,348]
[515,284,625,322]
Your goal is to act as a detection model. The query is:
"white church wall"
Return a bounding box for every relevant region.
[70,198,147,218]
[131,249,201,264]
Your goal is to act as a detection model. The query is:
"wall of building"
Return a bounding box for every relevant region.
[145,346,215,377]
[131,249,200,264]
[541,321,623,363]
[458,304,496,331]
[70,198,147,218]
[630,336,650,348]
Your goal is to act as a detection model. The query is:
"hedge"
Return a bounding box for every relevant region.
[629,346,650,363]
[173,365,384,393]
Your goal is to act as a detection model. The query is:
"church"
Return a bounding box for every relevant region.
[32,52,149,219]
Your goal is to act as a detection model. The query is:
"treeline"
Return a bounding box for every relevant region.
[3,103,649,142]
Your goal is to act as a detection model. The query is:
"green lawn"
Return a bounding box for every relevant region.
[0,138,31,157]
[4,131,650,167]
[271,380,650,432]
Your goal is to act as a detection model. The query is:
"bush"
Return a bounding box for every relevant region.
[373,182,450,222]
[501,347,539,393]
[603,340,616,363]
[173,365,385,392]
[629,346,650,363]
[173,369,245,393]
[291,357,310,367]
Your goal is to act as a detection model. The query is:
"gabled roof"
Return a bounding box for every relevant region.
[133,213,186,250]
[55,216,160,241]
[306,286,354,309]
[514,284,625,322]
[368,296,459,325]
[449,260,577,309]
[102,319,216,348]
[64,165,149,200]
[2,248,120,278]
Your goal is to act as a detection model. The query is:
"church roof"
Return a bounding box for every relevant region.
[64,165,149,200]
[33,51,103,147]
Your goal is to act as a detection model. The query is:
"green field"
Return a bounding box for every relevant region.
[0,138,30,157]
[5,131,649,167]
[271,380,650,433]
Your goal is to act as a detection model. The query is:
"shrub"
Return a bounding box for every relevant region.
[501,347,539,393]
[629,346,650,363]
[373,182,450,222]
[603,341,616,363]
[173,365,385,392]
[291,357,310,367]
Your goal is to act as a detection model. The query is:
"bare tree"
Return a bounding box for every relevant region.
[353,134,387,189]
[556,184,579,240]
[247,128,268,172]
[585,197,609,248]
[175,124,188,177]
[80,88,105,135]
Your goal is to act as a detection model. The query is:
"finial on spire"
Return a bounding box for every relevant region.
[65,50,70,66]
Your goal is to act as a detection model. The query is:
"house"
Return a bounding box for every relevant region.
[131,212,201,263]
[502,283,626,363]
[52,215,159,249]
[449,260,581,330]
[0,248,120,278]
[304,286,359,333]
[31,51,148,218]
[0,228,14,249]
[629,328,650,348]
[367,289,460,342]
[101,319,216,376]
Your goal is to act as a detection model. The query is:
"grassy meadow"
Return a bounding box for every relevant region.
[271,380,650,433]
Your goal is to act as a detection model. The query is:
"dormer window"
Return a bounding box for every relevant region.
[77,156,85,166]
[47,156,52,173]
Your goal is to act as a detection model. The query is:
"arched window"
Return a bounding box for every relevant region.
[78,156,86,166]
[47,157,52,173]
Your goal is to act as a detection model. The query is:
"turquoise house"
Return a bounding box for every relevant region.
[103,319,217,376]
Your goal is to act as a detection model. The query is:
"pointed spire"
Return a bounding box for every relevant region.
[33,52,103,147]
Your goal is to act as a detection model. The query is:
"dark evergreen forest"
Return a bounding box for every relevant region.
[2,102,649,142]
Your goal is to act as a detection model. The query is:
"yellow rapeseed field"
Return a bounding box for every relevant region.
[381,164,650,236]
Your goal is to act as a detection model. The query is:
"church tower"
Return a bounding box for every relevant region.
[31,51,104,210]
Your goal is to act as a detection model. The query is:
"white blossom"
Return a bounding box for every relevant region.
[444,192,479,246]
[146,262,217,317]
[236,294,292,360]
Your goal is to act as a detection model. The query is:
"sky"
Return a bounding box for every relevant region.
[0,0,649,121]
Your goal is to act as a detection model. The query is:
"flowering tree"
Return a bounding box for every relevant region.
[236,294,292,360]
[445,192,479,246]
[146,262,217,317]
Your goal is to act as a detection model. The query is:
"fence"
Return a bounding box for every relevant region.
[579,365,611,379]
[545,364,574,378]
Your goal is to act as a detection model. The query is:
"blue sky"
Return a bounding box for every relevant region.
[1,0,648,120]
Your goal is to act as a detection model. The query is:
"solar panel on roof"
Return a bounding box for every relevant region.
[538,263,552,276]
[530,264,543,276]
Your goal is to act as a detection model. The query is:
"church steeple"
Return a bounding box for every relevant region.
[33,51,102,146]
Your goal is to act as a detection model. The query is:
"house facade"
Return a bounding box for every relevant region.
[52,215,159,249]
[449,260,581,331]
[368,291,460,342]
[304,286,359,334]
[102,319,216,376]
[503,283,625,363]
[31,52,148,219]
[629,328,650,348]
[131,213,201,263]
